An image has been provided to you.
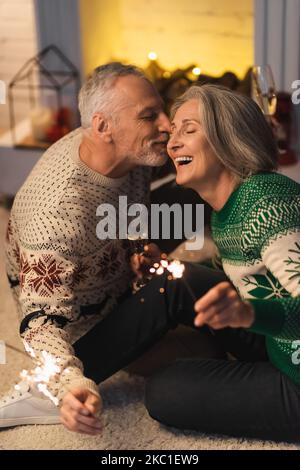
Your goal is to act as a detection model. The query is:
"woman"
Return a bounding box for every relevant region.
[145,84,300,441]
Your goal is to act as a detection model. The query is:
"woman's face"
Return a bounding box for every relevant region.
[167,99,224,192]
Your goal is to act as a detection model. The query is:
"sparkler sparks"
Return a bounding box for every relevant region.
[16,342,61,406]
[150,258,215,335]
[136,255,215,335]
[150,258,185,280]
[151,258,197,301]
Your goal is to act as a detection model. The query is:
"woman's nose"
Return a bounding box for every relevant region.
[167,133,183,153]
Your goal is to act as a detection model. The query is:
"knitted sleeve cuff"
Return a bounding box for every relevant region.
[66,377,100,396]
[58,377,100,404]
[247,299,285,336]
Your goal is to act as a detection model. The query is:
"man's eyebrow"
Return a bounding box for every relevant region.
[138,106,159,116]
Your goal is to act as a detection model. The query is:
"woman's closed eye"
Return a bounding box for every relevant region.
[184,128,196,134]
[170,127,196,136]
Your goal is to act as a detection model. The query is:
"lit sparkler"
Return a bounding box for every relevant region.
[128,236,152,291]
[151,258,197,301]
[16,342,61,406]
[150,258,215,335]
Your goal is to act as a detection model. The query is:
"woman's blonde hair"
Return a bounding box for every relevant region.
[171,84,278,183]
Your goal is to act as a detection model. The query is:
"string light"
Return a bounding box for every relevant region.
[148,51,158,61]
[192,67,201,76]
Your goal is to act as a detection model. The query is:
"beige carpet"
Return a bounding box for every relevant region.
[0,206,299,450]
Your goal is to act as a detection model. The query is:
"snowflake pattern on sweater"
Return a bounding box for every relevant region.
[5,128,152,402]
[211,172,300,385]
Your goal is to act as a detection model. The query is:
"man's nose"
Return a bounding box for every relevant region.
[158,112,171,133]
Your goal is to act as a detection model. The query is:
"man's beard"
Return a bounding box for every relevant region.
[136,142,168,167]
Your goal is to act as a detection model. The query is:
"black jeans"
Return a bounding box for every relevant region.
[74,263,300,442]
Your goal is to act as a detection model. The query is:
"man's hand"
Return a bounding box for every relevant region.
[194,282,255,330]
[130,243,162,279]
[60,387,103,435]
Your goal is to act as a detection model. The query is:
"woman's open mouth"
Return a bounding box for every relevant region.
[174,156,193,167]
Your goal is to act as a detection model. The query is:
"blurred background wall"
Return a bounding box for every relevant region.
[0,0,299,197]
[0,0,37,130]
[79,0,253,78]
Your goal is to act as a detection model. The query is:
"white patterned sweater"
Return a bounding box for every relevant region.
[5,129,152,403]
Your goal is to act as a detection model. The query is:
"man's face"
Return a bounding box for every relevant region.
[111,75,171,167]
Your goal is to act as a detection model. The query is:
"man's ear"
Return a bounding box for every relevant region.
[92,113,113,143]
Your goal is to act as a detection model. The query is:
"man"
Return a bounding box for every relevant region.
[1,62,170,434]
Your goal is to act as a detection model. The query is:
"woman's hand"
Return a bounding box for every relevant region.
[130,243,162,279]
[60,388,103,435]
[194,281,255,330]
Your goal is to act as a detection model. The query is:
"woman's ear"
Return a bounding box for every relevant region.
[92,113,113,143]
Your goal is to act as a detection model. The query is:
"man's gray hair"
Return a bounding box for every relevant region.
[78,62,147,128]
[171,84,278,183]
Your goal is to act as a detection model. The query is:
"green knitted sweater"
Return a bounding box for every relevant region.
[211,172,300,384]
